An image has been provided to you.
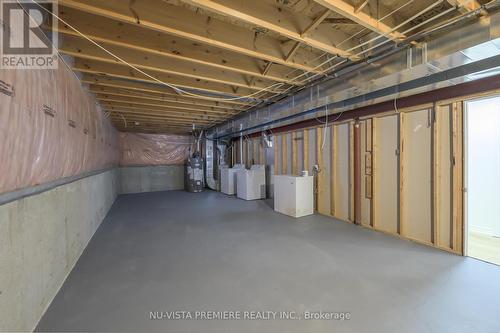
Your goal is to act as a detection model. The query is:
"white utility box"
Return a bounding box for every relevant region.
[274,175,314,218]
[220,164,244,195]
[236,165,266,200]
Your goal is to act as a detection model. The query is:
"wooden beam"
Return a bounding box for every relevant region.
[72,58,266,99]
[274,135,279,175]
[95,94,237,115]
[447,0,482,12]
[371,117,377,228]
[180,0,353,58]
[59,36,284,93]
[316,127,327,214]
[262,61,273,76]
[107,110,220,123]
[109,115,213,126]
[282,133,288,174]
[284,42,301,62]
[58,0,325,73]
[398,112,405,236]
[451,102,464,254]
[303,129,309,172]
[301,9,330,37]
[354,0,370,14]
[82,74,249,108]
[323,17,356,24]
[101,103,229,120]
[109,114,215,125]
[292,131,298,175]
[313,0,406,41]
[54,7,298,85]
[330,125,336,217]
[89,87,239,114]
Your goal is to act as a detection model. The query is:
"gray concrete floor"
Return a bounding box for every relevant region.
[36,190,500,333]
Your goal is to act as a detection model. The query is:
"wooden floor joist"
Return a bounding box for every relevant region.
[59,36,286,93]
[179,0,354,58]
[54,7,299,85]
[58,0,325,74]
[94,94,238,115]
[72,58,271,99]
[82,75,250,108]
[312,0,406,41]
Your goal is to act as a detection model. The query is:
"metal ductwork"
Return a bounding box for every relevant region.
[207,6,500,140]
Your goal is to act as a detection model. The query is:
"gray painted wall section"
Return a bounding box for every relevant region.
[0,169,119,332]
[118,165,185,194]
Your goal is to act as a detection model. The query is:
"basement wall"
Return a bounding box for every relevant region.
[117,132,191,193]
[0,54,120,331]
[118,165,184,194]
[0,169,118,332]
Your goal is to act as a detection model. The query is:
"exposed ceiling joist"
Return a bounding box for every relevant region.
[312,0,406,41]
[96,96,236,116]
[59,36,286,93]
[284,42,302,62]
[446,0,482,12]
[91,90,238,115]
[53,8,298,85]
[354,0,370,14]
[58,0,325,73]
[100,103,231,120]
[301,9,331,37]
[82,75,250,108]
[108,112,216,124]
[72,58,268,100]
[179,0,354,58]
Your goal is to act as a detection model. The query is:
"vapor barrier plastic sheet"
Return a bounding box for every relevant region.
[0,60,119,195]
[119,133,192,166]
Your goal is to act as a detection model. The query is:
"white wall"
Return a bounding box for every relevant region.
[467,96,500,236]
[0,170,118,332]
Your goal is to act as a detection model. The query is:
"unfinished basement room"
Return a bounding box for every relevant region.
[2,0,500,332]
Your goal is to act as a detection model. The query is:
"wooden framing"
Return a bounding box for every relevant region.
[281,133,288,174]
[303,129,309,173]
[370,117,377,228]
[58,0,324,73]
[274,135,279,175]
[349,122,355,222]
[83,75,249,108]
[54,9,297,84]
[313,0,406,41]
[179,0,353,58]
[316,127,326,214]
[451,102,464,254]
[47,0,472,133]
[432,103,440,246]
[292,132,298,175]
[247,86,491,257]
[330,125,336,217]
[59,36,282,93]
[398,112,405,236]
[72,58,266,98]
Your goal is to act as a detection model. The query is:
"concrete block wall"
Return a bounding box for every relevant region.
[0,169,119,332]
[118,165,185,194]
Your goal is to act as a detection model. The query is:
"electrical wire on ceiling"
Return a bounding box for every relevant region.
[22,0,287,103]
[22,0,424,106]
[21,0,486,113]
